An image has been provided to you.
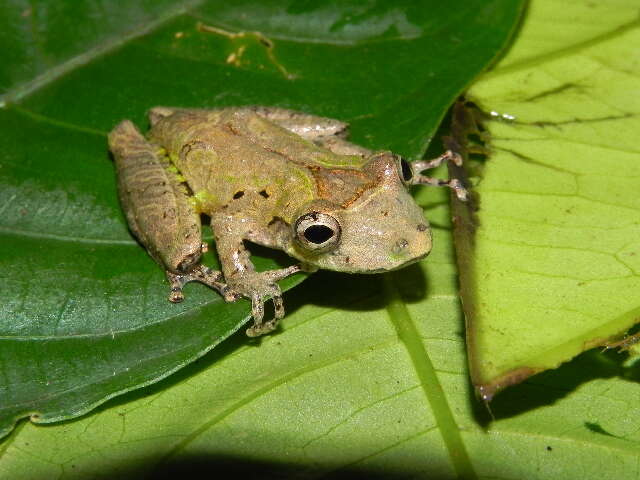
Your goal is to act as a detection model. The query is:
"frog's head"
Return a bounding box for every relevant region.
[287,152,432,273]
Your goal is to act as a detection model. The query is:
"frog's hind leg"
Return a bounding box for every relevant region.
[247,106,349,141]
[247,106,375,156]
[313,136,373,157]
[109,120,234,304]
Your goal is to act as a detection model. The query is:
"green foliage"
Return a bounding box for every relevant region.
[3,1,638,479]
[0,0,520,458]
[464,0,640,396]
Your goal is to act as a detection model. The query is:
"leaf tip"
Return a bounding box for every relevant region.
[474,366,542,401]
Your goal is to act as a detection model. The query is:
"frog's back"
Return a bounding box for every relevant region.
[149,107,368,169]
[147,107,375,220]
[226,108,369,169]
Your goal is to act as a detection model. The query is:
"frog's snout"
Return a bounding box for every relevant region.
[393,222,432,266]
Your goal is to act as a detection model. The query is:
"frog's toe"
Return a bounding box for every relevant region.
[244,282,287,337]
[246,321,278,338]
[166,271,187,303]
[246,293,267,337]
[168,287,185,303]
[250,293,265,323]
[221,286,242,303]
[166,266,235,304]
[198,266,239,301]
[273,295,285,319]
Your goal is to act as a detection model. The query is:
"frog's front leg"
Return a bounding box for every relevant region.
[209,212,304,337]
[409,150,469,201]
[108,120,234,304]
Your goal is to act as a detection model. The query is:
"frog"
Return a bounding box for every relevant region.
[108,106,467,336]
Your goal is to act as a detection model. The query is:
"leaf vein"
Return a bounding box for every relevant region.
[154,338,399,467]
[0,226,136,246]
[9,104,106,137]
[485,16,640,79]
[322,426,438,477]
[301,384,421,449]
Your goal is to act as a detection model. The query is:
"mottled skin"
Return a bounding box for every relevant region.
[108,107,466,336]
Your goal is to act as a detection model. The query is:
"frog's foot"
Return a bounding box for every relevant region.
[413,176,468,201]
[226,265,304,337]
[166,265,237,303]
[410,150,469,201]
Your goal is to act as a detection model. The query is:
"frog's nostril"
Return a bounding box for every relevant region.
[417,223,428,232]
[392,238,409,254]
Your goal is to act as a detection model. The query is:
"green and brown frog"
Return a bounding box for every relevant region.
[108,106,466,336]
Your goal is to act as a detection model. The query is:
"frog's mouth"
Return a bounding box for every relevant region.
[383,250,430,273]
[341,249,430,274]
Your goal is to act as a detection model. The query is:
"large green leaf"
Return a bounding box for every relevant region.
[0,0,523,452]
[460,0,640,397]
[2,2,640,479]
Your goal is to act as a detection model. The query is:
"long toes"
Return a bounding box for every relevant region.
[246,295,265,338]
[273,296,285,319]
[447,150,464,166]
[251,293,265,323]
[450,179,469,201]
[246,321,277,337]
[222,286,241,302]
[245,325,261,337]
[168,288,185,303]
[267,284,281,298]
[281,264,303,277]
[262,319,279,334]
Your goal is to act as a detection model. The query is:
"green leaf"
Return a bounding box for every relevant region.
[461,0,640,397]
[4,2,640,480]
[0,0,523,453]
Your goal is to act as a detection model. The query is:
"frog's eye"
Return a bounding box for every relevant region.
[398,156,413,185]
[294,212,341,251]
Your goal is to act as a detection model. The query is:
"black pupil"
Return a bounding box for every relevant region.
[304,225,334,244]
[400,158,413,182]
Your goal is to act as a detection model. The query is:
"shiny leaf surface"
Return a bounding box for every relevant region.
[0,0,522,448]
